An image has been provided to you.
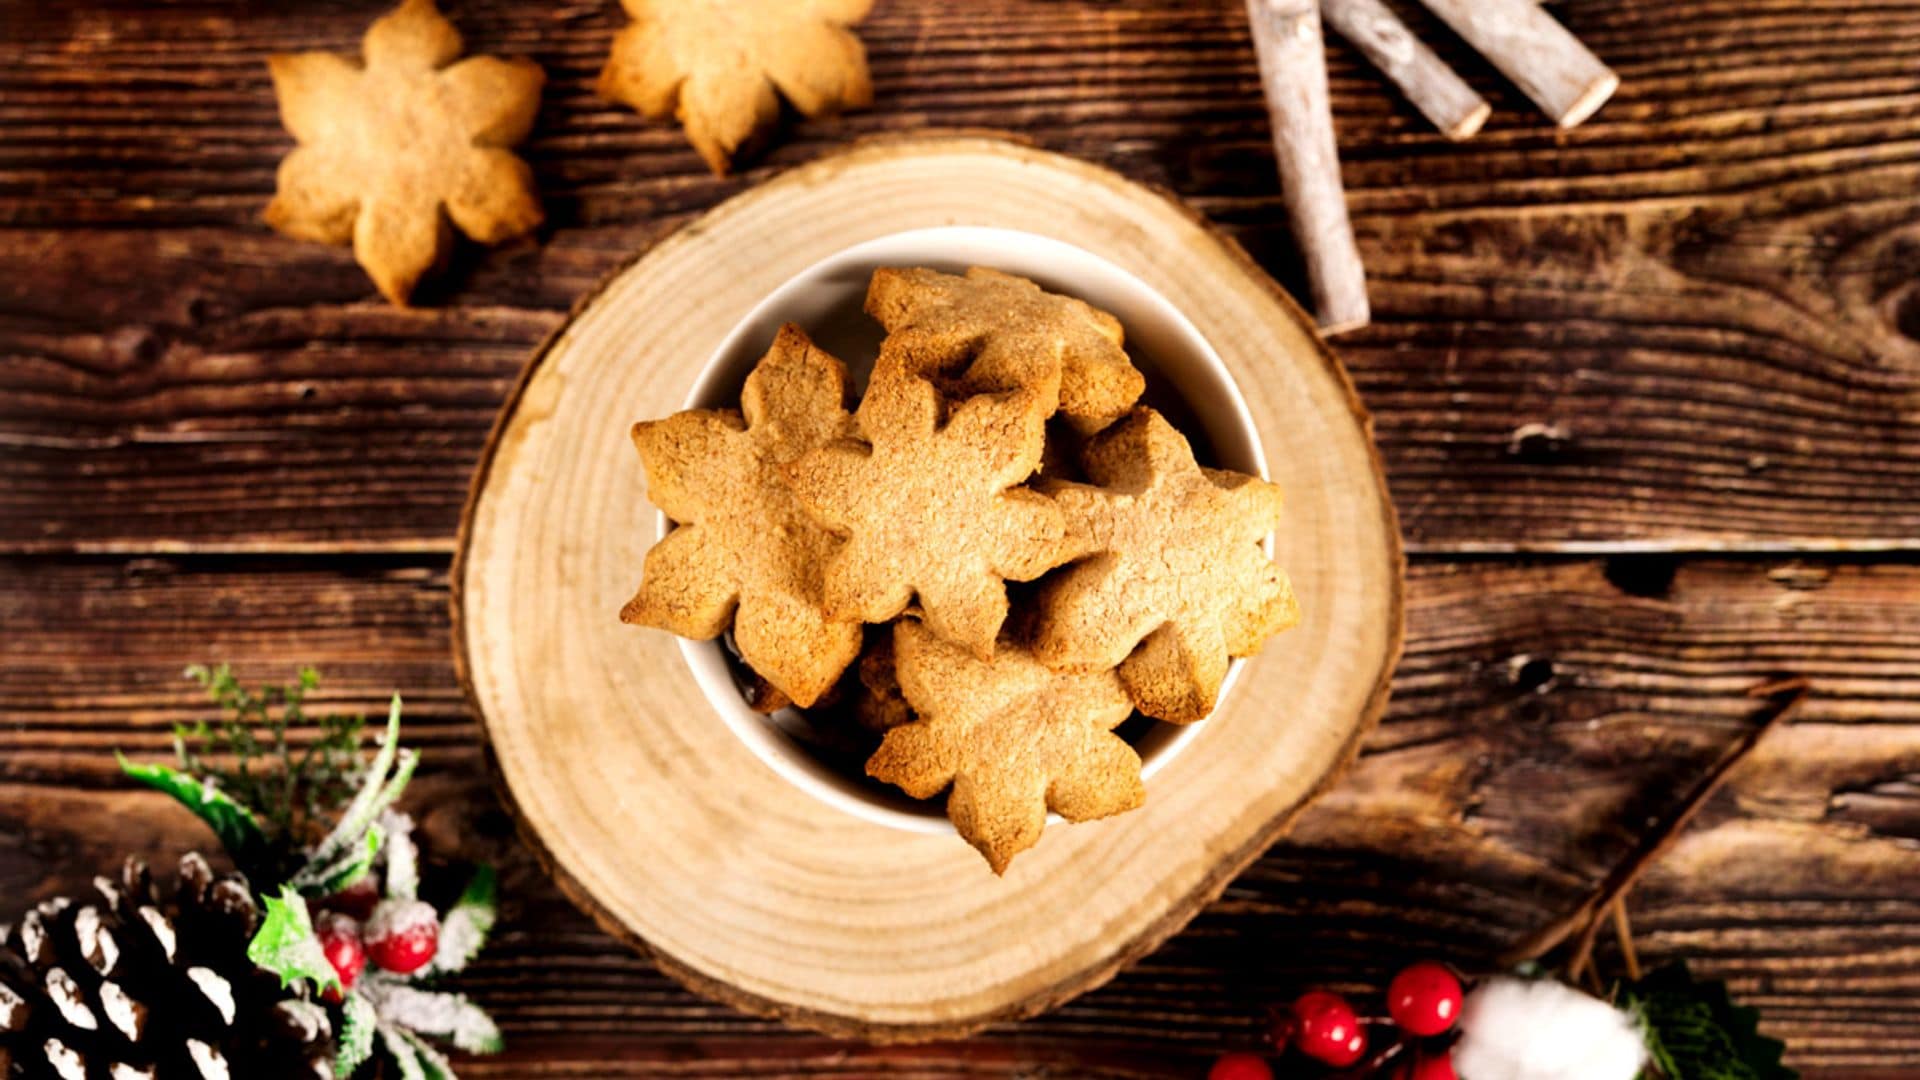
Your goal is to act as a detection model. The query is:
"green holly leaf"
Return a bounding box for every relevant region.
[428,865,498,976]
[118,754,267,866]
[247,886,341,998]
[1622,963,1796,1080]
[336,993,377,1078]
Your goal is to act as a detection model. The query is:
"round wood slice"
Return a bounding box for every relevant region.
[454,134,1405,1042]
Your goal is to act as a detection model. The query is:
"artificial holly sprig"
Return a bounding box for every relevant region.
[123,667,503,1079]
[1209,679,1809,1080]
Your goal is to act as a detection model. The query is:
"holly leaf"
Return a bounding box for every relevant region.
[336,993,376,1078]
[118,754,267,866]
[1622,963,1796,1080]
[247,886,341,998]
[428,865,498,976]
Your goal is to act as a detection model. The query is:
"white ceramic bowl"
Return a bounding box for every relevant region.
[666,226,1268,834]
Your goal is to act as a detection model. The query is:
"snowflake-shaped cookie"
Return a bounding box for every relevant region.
[785,357,1067,659]
[622,324,863,707]
[865,266,1145,435]
[867,620,1144,873]
[599,0,874,175]
[266,0,544,305]
[1033,408,1302,723]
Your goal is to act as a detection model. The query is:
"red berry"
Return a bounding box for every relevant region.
[364,899,439,975]
[322,877,380,921]
[1394,1051,1459,1080]
[1327,1027,1368,1068]
[1207,1052,1273,1080]
[1387,961,1464,1037]
[314,913,365,1002]
[1291,991,1365,1066]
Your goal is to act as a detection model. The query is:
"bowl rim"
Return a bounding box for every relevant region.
[670,224,1268,835]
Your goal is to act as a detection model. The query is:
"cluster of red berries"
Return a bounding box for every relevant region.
[1209,962,1465,1079]
[313,878,443,1001]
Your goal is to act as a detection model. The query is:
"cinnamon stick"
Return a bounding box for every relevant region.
[1244,0,1371,335]
[1412,0,1618,128]
[1322,0,1490,140]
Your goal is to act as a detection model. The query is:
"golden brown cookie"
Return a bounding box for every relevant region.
[598,0,874,176]
[1033,408,1301,723]
[785,353,1067,659]
[622,324,862,707]
[868,620,1144,874]
[865,267,1145,435]
[266,0,544,305]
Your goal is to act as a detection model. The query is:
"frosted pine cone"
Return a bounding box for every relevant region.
[0,853,334,1080]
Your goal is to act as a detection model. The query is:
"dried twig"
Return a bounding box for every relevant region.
[1611,900,1642,982]
[1413,0,1618,127]
[1244,0,1371,335]
[1498,677,1810,973]
[1322,0,1490,140]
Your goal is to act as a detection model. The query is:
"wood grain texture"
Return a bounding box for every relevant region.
[3,555,1918,1072]
[5,0,1919,1073]
[2,0,1918,551]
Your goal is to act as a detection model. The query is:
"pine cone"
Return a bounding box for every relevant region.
[0,854,334,1080]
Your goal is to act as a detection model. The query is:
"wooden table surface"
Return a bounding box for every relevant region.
[4,1,1919,1076]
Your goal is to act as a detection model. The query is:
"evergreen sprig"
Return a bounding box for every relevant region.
[1623,963,1796,1080]
[122,666,504,1078]
[175,663,368,847]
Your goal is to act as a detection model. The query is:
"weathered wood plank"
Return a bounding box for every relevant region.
[2,554,1916,1071]
[3,0,1919,551]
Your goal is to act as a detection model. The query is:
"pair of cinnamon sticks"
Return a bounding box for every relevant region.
[1246,0,1618,334]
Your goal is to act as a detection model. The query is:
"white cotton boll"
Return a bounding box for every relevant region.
[1453,976,1648,1080]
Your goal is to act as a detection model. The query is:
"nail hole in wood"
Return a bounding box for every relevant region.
[1603,554,1678,599]
[1510,654,1556,693]
[1507,421,1571,462]
[1893,285,1920,343]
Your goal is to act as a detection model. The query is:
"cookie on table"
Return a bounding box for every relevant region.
[1032,408,1301,723]
[867,620,1144,874]
[265,0,544,306]
[598,0,874,175]
[865,267,1146,435]
[622,324,863,708]
[785,351,1068,660]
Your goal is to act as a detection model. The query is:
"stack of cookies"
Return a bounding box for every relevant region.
[621,267,1301,873]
